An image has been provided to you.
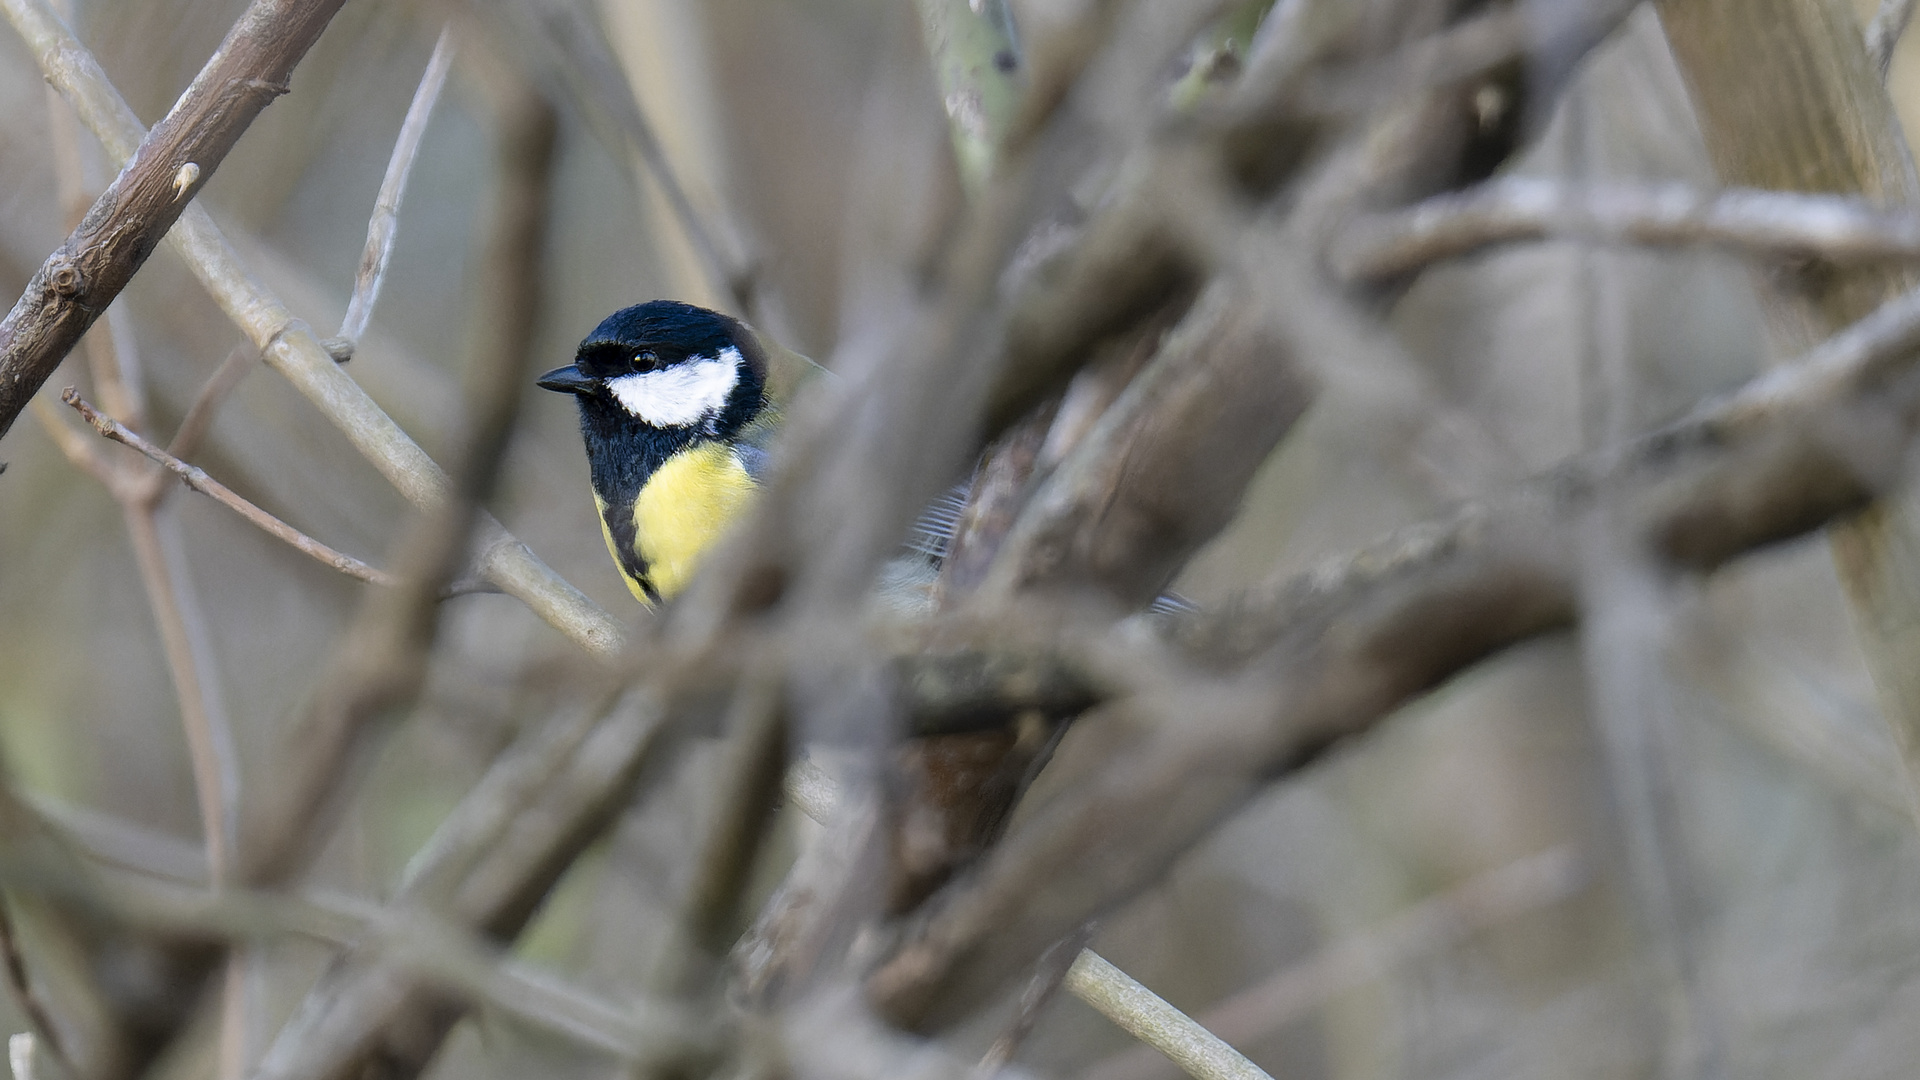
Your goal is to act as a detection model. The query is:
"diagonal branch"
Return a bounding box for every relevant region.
[0,0,350,438]
[868,265,1920,1031]
[62,390,396,587]
[6,0,624,656]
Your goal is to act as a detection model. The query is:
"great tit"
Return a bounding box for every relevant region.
[537,300,812,605]
[541,300,1188,617]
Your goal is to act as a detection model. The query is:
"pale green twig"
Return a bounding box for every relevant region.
[1065,951,1271,1080]
[915,0,1024,194]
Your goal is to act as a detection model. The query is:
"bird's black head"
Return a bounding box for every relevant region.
[538,300,769,504]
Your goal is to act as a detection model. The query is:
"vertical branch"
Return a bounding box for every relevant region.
[914,0,1025,195]
[237,40,560,890]
[1655,0,1920,856]
[325,24,455,362]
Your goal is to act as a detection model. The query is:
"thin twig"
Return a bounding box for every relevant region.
[8,0,623,655]
[28,396,114,486]
[519,0,758,315]
[1866,0,1918,78]
[868,266,1920,1028]
[1065,951,1272,1080]
[62,390,396,587]
[235,83,558,891]
[325,24,455,362]
[1082,848,1589,1080]
[977,924,1095,1075]
[0,0,351,437]
[166,342,258,462]
[120,507,235,885]
[0,905,68,1080]
[1333,177,1920,282]
[0,845,696,1065]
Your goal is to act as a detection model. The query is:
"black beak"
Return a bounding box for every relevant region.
[537,363,596,395]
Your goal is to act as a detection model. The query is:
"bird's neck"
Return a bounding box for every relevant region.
[578,405,698,507]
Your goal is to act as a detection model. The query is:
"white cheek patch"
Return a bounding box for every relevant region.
[606,346,742,429]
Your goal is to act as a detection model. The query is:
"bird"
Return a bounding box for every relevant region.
[537,299,812,606]
[539,298,1189,618]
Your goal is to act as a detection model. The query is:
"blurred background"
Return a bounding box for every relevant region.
[4,1,1920,1078]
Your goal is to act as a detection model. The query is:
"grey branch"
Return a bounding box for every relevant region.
[1866,0,1918,77]
[63,391,396,587]
[867,265,1920,1030]
[6,0,624,656]
[0,0,350,438]
[1333,177,1920,282]
[326,24,455,361]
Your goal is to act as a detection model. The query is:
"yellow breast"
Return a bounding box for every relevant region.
[609,442,757,604]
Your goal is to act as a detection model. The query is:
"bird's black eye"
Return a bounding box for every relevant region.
[632,350,660,372]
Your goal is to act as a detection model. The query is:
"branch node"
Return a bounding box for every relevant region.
[44,254,82,299]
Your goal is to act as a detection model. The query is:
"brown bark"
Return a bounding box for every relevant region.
[0,0,348,439]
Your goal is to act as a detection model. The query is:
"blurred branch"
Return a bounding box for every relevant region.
[1866,0,1917,77]
[0,908,68,1080]
[324,24,455,363]
[915,0,1024,195]
[980,280,1310,609]
[647,672,787,1003]
[0,840,691,1065]
[0,0,350,438]
[165,343,257,463]
[62,390,396,588]
[1084,847,1588,1080]
[976,923,1092,1073]
[507,0,759,316]
[252,681,682,1080]
[1656,0,1920,879]
[237,84,558,890]
[1333,178,1920,282]
[868,263,1920,1029]
[6,0,624,656]
[1065,951,1272,1080]
[238,89,692,1080]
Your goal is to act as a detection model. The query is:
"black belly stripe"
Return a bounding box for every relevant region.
[600,502,660,603]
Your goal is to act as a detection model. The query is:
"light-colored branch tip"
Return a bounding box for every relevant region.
[1066,951,1273,1080]
[8,1033,34,1080]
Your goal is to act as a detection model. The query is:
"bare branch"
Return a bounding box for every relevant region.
[1065,951,1272,1080]
[62,391,396,588]
[6,0,624,655]
[0,0,350,437]
[1866,0,1917,78]
[915,0,1023,195]
[1333,177,1920,282]
[0,840,696,1065]
[237,83,559,891]
[325,24,455,362]
[165,342,257,462]
[1084,847,1589,1080]
[976,924,1093,1074]
[868,266,1920,1030]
